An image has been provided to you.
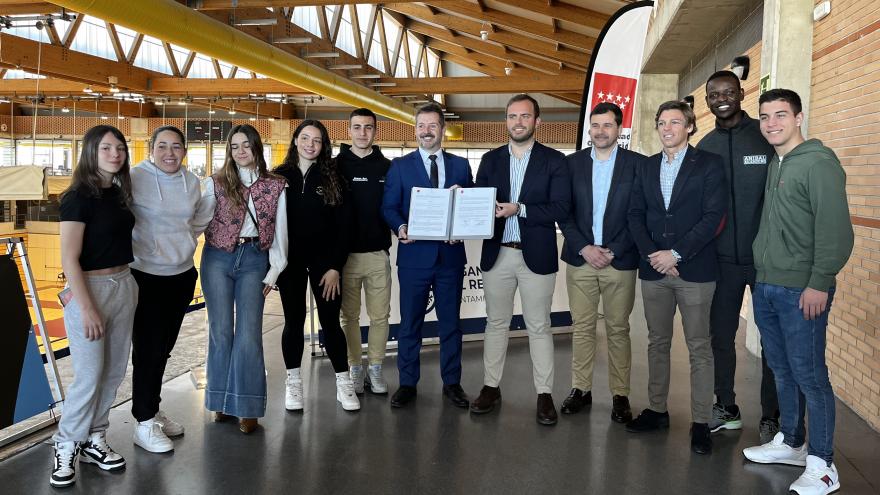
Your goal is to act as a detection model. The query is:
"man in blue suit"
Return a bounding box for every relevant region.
[382,103,474,408]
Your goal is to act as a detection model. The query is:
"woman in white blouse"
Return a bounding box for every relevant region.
[199,124,288,434]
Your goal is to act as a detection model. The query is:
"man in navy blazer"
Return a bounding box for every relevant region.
[382,103,474,408]
[469,94,570,425]
[626,100,728,456]
[558,102,643,423]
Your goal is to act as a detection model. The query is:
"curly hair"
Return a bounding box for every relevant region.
[276,119,345,206]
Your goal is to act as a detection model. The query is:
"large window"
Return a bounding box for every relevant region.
[0,139,14,166]
[15,140,73,175]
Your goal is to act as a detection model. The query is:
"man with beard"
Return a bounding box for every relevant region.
[558,102,643,422]
[697,70,780,442]
[338,108,393,395]
[382,103,474,409]
[469,94,571,425]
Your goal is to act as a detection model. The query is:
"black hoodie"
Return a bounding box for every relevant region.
[336,143,392,253]
[696,112,776,265]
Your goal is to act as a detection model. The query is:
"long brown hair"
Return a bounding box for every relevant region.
[215,124,273,211]
[276,119,344,206]
[63,125,132,206]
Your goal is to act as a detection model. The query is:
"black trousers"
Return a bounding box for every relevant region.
[131,267,198,422]
[277,263,348,373]
[709,262,779,418]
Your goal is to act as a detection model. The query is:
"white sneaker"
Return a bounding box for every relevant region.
[790,455,840,495]
[285,377,304,411]
[80,431,125,471]
[743,432,808,466]
[336,372,361,411]
[350,365,365,395]
[366,364,388,394]
[154,410,184,437]
[50,441,78,487]
[133,418,174,453]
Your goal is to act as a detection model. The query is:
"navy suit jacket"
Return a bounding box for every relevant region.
[627,145,728,282]
[559,146,642,270]
[475,142,570,275]
[382,150,474,269]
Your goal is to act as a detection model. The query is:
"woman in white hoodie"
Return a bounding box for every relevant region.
[129,126,213,453]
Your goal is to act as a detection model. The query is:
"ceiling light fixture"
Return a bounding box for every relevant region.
[480,22,490,41]
[83,85,93,93]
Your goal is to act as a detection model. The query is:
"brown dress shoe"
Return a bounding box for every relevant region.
[536,393,558,425]
[214,412,233,422]
[469,386,501,414]
[239,418,258,434]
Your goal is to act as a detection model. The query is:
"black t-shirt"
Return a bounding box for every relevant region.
[60,186,135,271]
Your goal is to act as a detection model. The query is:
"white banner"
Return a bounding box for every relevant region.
[578,1,655,151]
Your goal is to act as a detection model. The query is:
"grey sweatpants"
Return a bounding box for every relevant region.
[53,268,137,443]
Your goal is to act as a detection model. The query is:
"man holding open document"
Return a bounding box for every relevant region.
[382,103,475,409]
[469,94,571,425]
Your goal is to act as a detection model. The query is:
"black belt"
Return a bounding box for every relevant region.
[237,236,259,245]
[501,242,522,250]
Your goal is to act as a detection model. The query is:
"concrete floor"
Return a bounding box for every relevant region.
[1,291,879,494]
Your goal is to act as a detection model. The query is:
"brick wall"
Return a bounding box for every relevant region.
[809,0,880,431]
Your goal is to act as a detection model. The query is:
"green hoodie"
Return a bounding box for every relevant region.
[753,138,853,292]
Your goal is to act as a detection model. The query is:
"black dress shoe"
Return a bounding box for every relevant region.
[390,386,417,408]
[560,388,592,414]
[691,422,712,455]
[536,393,558,426]
[625,408,670,432]
[611,395,633,423]
[442,384,469,408]
[469,386,501,414]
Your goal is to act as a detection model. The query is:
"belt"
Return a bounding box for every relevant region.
[501,242,522,250]
[237,236,259,245]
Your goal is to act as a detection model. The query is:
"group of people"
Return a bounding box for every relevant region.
[49,70,852,495]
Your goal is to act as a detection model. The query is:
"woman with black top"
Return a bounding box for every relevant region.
[51,125,137,488]
[274,119,359,412]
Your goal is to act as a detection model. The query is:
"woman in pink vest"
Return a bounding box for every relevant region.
[199,124,288,434]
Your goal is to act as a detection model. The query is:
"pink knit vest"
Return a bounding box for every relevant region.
[205,174,286,252]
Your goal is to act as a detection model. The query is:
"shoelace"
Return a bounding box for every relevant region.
[566,390,580,399]
[55,448,76,468]
[88,436,114,457]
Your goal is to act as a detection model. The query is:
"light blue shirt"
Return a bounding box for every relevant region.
[660,147,687,210]
[503,144,531,243]
[590,146,618,245]
[418,147,445,188]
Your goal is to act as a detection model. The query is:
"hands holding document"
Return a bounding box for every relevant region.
[407,186,496,241]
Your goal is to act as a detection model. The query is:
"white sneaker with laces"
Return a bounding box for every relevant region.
[742,432,808,466]
[336,372,361,411]
[350,365,365,395]
[154,410,184,437]
[50,441,78,487]
[80,431,125,470]
[366,364,388,394]
[285,377,304,411]
[789,455,840,495]
[133,418,174,453]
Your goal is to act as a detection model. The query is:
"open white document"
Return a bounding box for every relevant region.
[407,187,497,240]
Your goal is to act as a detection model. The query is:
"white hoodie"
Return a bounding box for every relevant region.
[130,159,213,276]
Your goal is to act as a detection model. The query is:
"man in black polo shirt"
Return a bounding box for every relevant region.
[697,70,779,442]
[338,108,393,395]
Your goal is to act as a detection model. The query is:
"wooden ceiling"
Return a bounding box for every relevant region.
[0,0,631,116]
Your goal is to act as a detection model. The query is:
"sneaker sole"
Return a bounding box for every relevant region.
[285,403,304,411]
[711,420,743,433]
[365,379,388,395]
[742,452,807,467]
[79,454,126,471]
[133,438,173,454]
[790,482,840,495]
[49,475,76,488]
[338,400,361,412]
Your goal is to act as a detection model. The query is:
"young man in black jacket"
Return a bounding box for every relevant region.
[337,108,393,395]
[697,70,779,442]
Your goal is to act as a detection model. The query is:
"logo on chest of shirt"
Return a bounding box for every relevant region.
[315,186,324,196]
[352,176,368,182]
[743,155,768,166]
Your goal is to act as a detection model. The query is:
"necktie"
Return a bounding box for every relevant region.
[429,154,439,188]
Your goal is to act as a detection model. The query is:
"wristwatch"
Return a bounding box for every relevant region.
[670,249,682,263]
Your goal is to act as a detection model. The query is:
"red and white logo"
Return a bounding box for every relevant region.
[591,73,638,128]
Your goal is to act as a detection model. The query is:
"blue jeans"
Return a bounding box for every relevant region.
[753,282,836,463]
[201,244,269,418]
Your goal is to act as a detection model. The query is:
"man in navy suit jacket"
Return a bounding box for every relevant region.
[382,103,474,409]
[625,100,728,456]
[558,102,643,423]
[469,94,570,425]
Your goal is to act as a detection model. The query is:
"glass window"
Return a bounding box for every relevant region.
[0,139,14,166]
[15,140,73,174]
[293,6,322,38]
[186,143,207,178]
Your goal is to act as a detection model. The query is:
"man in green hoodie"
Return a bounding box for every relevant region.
[743,89,853,495]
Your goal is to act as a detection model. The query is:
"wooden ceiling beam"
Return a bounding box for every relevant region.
[489,0,607,30]
[384,3,587,69]
[377,75,584,94]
